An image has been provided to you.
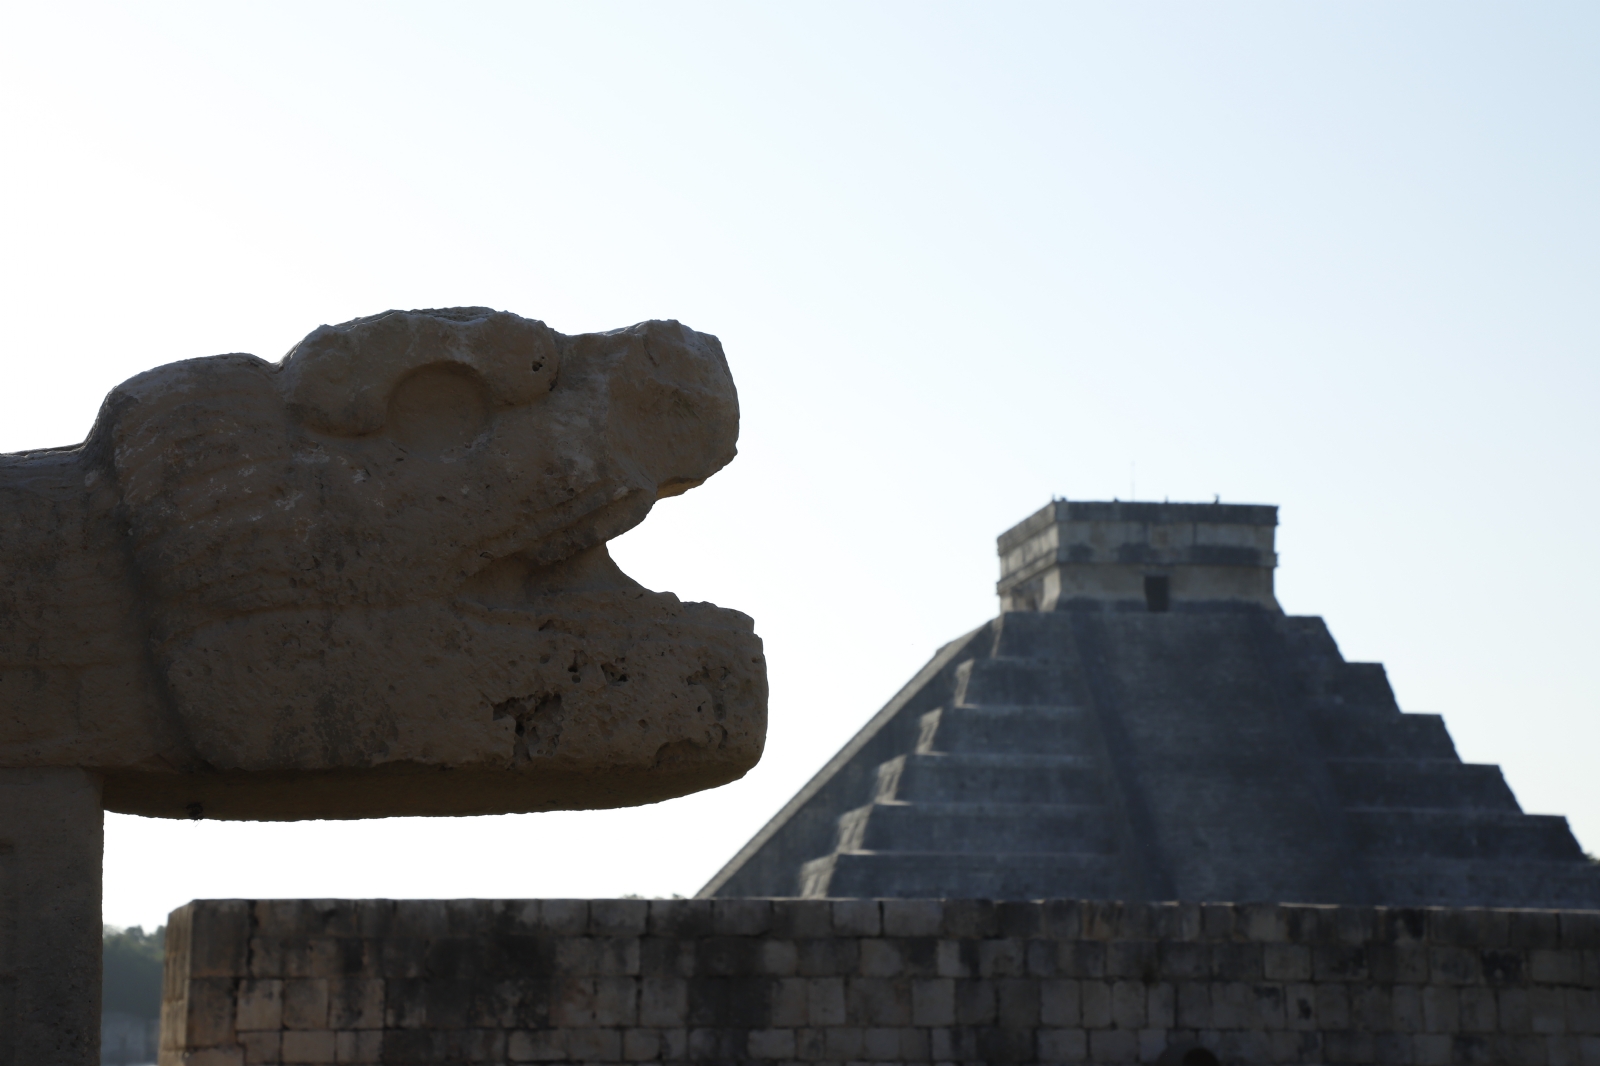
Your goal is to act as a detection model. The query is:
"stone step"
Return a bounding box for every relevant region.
[799,849,1133,900]
[1345,809,1583,861]
[833,800,1117,855]
[952,657,1066,708]
[1326,758,1520,812]
[915,705,1095,756]
[874,752,1107,806]
[1361,857,1600,909]
[1308,706,1459,759]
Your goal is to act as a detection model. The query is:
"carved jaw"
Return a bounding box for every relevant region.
[0,308,767,820]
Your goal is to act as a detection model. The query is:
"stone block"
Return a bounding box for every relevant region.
[824,1025,864,1059]
[540,900,590,936]
[1393,984,1425,1032]
[769,900,832,939]
[860,938,904,977]
[1055,939,1106,979]
[807,977,847,1026]
[1568,988,1600,1034]
[1500,987,1534,1031]
[1038,900,1084,940]
[997,978,1040,1028]
[1211,942,1263,982]
[797,937,859,976]
[1147,982,1175,1029]
[1423,986,1461,1033]
[281,1029,337,1064]
[996,900,1043,938]
[1088,1027,1139,1064]
[747,1028,796,1059]
[1461,986,1499,1033]
[1036,1026,1087,1063]
[712,898,772,936]
[647,899,713,939]
[1560,911,1600,951]
[1106,980,1143,1029]
[566,1027,623,1062]
[636,973,688,1024]
[1159,941,1209,980]
[508,1029,568,1063]
[883,899,943,937]
[862,1026,900,1060]
[955,979,998,1026]
[327,978,383,1030]
[1314,982,1351,1030]
[1431,945,1484,985]
[847,976,911,1026]
[770,977,808,1027]
[334,1030,382,1064]
[831,899,881,936]
[238,1030,281,1066]
[1532,987,1569,1034]
[1026,938,1058,977]
[1200,903,1237,940]
[1509,911,1563,950]
[914,978,956,1026]
[589,899,649,937]
[593,976,638,1027]
[237,979,285,1031]
[1105,939,1155,980]
[1040,979,1081,1028]
[940,900,998,939]
[1534,950,1586,985]
[1264,943,1312,981]
[1285,983,1318,1031]
[186,977,240,1047]
[978,938,1026,977]
[751,938,797,978]
[1082,980,1113,1028]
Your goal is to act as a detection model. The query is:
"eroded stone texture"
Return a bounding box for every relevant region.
[0,308,767,818]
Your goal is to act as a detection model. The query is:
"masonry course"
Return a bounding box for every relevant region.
[161,896,1600,1065]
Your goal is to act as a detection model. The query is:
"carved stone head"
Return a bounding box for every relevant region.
[0,309,766,818]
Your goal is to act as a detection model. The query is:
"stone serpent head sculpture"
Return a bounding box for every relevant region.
[0,308,766,818]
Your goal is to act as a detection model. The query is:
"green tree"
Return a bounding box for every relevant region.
[103,925,164,1019]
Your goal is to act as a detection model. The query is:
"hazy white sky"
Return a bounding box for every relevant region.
[0,2,1594,930]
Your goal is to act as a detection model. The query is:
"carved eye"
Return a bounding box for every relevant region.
[385,364,492,459]
[283,310,560,437]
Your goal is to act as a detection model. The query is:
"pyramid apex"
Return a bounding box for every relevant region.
[997,499,1280,612]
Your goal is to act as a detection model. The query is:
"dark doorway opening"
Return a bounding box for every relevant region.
[1144,574,1170,612]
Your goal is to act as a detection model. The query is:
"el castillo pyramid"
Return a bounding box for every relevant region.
[701,500,1600,907]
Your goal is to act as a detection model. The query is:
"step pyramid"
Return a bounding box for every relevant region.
[702,501,1600,906]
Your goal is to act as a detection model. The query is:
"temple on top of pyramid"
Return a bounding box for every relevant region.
[701,500,1600,907]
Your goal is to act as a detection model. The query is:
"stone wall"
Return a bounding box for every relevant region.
[161,898,1600,1066]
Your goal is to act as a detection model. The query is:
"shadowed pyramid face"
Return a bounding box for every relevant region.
[0,309,766,818]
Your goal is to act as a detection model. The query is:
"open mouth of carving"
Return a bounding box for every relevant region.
[457,541,647,613]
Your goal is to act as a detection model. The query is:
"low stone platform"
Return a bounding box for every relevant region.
[162,897,1600,1065]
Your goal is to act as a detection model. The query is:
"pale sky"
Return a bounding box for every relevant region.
[0,2,1594,930]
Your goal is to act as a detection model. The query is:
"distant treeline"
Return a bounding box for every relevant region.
[104,925,164,1019]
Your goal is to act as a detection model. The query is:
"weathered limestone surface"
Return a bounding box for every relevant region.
[0,769,103,1066]
[161,896,1600,1066]
[0,308,767,818]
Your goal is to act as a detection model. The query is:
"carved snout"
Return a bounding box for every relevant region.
[598,320,740,500]
[279,307,560,436]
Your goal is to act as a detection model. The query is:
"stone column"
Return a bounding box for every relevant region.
[0,769,103,1066]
